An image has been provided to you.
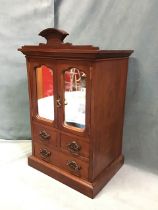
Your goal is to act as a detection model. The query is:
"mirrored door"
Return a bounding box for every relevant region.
[63,67,87,131]
[36,65,54,121]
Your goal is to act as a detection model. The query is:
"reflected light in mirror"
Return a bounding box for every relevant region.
[64,68,86,130]
[36,65,54,121]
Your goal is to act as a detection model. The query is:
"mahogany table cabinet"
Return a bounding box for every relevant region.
[19,28,133,198]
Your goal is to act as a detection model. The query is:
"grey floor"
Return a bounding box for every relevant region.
[0,140,158,210]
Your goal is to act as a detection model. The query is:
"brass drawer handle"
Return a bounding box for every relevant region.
[39,130,50,140]
[66,160,81,172]
[66,141,81,154]
[40,148,51,159]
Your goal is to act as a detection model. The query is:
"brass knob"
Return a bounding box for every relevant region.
[66,160,81,172]
[56,98,62,108]
[66,141,81,154]
[39,130,50,140]
[40,148,51,159]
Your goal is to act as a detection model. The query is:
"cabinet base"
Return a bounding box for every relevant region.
[28,155,124,198]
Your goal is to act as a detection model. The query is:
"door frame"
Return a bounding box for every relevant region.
[28,57,58,128]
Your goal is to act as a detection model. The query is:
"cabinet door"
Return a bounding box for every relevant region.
[28,58,58,127]
[57,61,91,136]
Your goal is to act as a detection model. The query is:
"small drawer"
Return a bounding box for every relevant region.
[32,122,57,148]
[60,134,89,158]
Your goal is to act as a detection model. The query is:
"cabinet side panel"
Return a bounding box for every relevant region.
[26,58,35,155]
[91,58,129,180]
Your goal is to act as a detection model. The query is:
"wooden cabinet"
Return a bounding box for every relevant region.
[19,28,133,198]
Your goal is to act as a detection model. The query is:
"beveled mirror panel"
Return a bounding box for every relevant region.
[64,67,86,130]
[36,65,54,121]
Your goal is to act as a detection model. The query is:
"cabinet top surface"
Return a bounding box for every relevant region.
[18,28,133,59]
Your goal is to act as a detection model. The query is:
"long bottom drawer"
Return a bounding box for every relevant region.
[34,143,89,180]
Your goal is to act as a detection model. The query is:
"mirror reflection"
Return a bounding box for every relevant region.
[36,65,54,121]
[64,68,86,129]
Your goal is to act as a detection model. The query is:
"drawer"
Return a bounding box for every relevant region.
[34,143,89,179]
[60,133,89,158]
[32,122,57,148]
